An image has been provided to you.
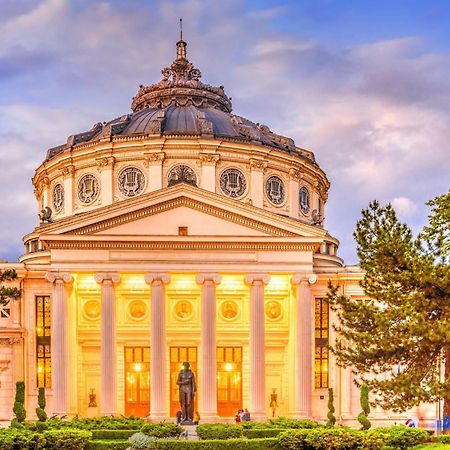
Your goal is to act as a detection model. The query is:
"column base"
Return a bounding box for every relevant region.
[147,412,170,422]
[199,412,220,423]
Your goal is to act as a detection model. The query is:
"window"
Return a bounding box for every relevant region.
[265,176,286,205]
[36,296,51,388]
[314,297,329,388]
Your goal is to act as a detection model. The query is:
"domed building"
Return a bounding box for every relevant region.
[0,39,428,425]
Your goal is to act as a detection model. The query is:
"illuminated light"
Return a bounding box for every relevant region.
[36,327,43,334]
[134,363,142,372]
[37,366,43,373]
[225,363,234,372]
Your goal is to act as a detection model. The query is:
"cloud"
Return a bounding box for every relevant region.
[391,197,418,218]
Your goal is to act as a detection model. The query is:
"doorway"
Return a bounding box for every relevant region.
[124,347,150,417]
[217,346,242,417]
[170,346,198,417]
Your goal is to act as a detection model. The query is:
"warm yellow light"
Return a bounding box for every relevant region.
[225,363,234,372]
[36,327,43,334]
[37,365,43,374]
[134,363,142,372]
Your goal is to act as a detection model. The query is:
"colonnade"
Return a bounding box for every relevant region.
[45,271,316,419]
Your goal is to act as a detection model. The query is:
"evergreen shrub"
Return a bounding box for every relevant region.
[327,388,336,426]
[36,387,47,422]
[196,424,243,440]
[12,381,26,423]
[141,422,184,438]
[242,428,286,439]
[41,429,92,450]
[358,384,371,430]
[438,435,450,444]
[91,429,136,439]
[86,441,130,450]
[153,438,281,449]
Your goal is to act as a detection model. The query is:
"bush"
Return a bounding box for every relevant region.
[327,388,336,427]
[438,435,450,444]
[196,424,243,440]
[128,432,157,449]
[358,384,371,430]
[86,441,130,450]
[368,426,429,449]
[153,438,281,449]
[0,428,33,450]
[35,421,49,433]
[264,418,319,429]
[47,416,146,430]
[141,422,184,438]
[91,429,137,439]
[12,381,26,423]
[41,429,92,450]
[243,428,286,439]
[36,387,47,422]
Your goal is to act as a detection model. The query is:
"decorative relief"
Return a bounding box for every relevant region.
[52,183,64,213]
[60,164,75,178]
[220,168,247,198]
[220,300,238,320]
[96,156,115,172]
[77,174,100,204]
[174,301,193,320]
[288,168,302,182]
[249,159,268,172]
[167,164,197,187]
[199,153,220,165]
[143,152,165,167]
[118,167,145,197]
[83,300,101,320]
[265,176,286,206]
[0,337,22,345]
[265,301,283,320]
[128,300,147,320]
[299,186,310,214]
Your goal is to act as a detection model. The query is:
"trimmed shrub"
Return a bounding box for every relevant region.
[141,422,184,438]
[243,428,286,439]
[12,381,26,423]
[327,388,336,427]
[358,384,371,430]
[438,434,450,444]
[36,421,49,433]
[41,429,92,449]
[369,426,429,449]
[0,428,33,450]
[128,432,157,449]
[47,416,146,430]
[91,429,136,439]
[265,418,319,429]
[36,387,47,422]
[196,424,243,440]
[86,441,130,450]
[153,438,281,449]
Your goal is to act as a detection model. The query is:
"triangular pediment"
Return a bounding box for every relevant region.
[38,184,327,241]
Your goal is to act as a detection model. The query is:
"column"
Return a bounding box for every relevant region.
[61,164,75,216]
[196,273,221,419]
[288,168,301,218]
[291,273,317,418]
[249,159,267,208]
[96,156,115,206]
[145,273,170,420]
[341,366,353,420]
[144,152,165,192]
[45,271,72,416]
[199,153,220,192]
[245,273,270,420]
[95,272,120,416]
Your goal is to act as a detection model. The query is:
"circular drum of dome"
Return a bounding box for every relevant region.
[220,168,247,198]
[118,167,146,197]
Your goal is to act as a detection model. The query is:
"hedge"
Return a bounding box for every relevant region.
[242,428,286,439]
[141,422,184,438]
[438,435,450,444]
[154,438,282,450]
[91,429,137,440]
[367,426,429,450]
[196,424,243,440]
[86,440,130,450]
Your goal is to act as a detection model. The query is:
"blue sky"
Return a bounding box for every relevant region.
[0,0,449,264]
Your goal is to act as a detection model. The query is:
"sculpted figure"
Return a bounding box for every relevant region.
[176,361,196,424]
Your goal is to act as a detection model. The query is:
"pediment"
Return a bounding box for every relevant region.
[37,184,327,240]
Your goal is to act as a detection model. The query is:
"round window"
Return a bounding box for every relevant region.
[77,174,100,204]
[265,176,285,205]
[220,168,247,198]
[53,183,64,212]
[299,187,310,214]
[118,167,145,197]
[167,165,197,187]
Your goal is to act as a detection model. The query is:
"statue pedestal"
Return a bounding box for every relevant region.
[181,425,199,441]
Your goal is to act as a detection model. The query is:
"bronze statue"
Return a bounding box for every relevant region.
[176,361,196,424]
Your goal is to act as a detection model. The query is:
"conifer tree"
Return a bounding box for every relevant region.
[0,269,21,305]
[327,387,336,426]
[327,191,450,415]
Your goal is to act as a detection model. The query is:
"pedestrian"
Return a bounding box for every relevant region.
[235,409,242,423]
[242,408,250,421]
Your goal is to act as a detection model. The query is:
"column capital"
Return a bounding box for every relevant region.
[196,273,221,285]
[45,271,72,284]
[245,273,270,286]
[291,273,317,286]
[144,273,170,285]
[95,272,120,285]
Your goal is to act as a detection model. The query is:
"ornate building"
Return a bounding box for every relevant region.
[0,39,434,425]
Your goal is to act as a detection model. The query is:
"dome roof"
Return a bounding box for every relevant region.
[45,40,316,165]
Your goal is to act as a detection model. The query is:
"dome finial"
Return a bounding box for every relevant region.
[176,18,187,60]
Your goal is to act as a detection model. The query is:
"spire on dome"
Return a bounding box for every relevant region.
[176,18,187,60]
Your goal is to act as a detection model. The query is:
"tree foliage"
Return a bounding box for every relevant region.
[326,388,336,426]
[36,387,47,422]
[327,192,450,414]
[0,269,21,306]
[13,381,26,423]
[357,384,371,429]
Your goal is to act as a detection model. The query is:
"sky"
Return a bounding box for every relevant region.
[0,0,449,265]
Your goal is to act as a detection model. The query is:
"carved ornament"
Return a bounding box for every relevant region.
[249,158,268,172]
[0,337,23,346]
[198,153,220,166]
[143,152,165,167]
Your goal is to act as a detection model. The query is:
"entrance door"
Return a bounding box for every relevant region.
[170,346,198,417]
[125,347,150,417]
[217,347,242,417]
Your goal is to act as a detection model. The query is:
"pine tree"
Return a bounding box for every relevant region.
[327,192,450,415]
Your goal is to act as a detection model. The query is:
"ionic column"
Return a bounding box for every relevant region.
[341,366,353,419]
[143,152,165,192]
[95,156,115,206]
[245,273,270,420]
[95,272,120,416]
[145,273,170,420]
[196,273,221,419]
[291,273,317,418]
[249,159,268,208]
[45,271,72,416]
[199,153,220,193]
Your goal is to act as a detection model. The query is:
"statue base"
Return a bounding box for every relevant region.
[181,419,194,425]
